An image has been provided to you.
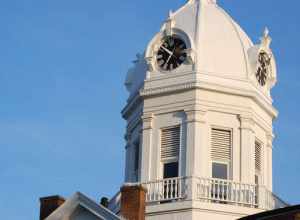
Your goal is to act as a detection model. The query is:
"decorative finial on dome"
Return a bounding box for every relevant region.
[168,10,173,18]
[260,27,272,49]
[263,27,269,38]
[199,0,217,4]
[161,10,175,36]
[188,0,216,4]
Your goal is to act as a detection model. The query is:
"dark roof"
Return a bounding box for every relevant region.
[239,205,300,220]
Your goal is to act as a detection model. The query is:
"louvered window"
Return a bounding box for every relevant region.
[161,126,180,161]
[255,141,262,172]
[211,128,232,162]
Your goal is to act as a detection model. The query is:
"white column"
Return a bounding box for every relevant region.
[185,108,207,200]
[266,133,274,191]
[124,133,133,182]
[239,114,255,185]
[140,113,154,182]
[124,143,130,182]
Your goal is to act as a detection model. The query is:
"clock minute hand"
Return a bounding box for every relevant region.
[166,49,175,65]
[161,45,174,55]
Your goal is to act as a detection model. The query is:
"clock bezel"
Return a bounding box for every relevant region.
[155,35,188,73]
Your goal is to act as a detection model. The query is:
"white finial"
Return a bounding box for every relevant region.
[263,27,269,38]
[168,10,173,18]
[260,27,272,49]
[199,0,217,4]
[161,10,175,36]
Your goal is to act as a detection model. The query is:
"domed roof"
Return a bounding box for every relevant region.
[125,0,276,101]
[158,0,254,78]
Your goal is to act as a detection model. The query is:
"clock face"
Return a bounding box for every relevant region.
[156,36,187,71]
[256,52,271,86]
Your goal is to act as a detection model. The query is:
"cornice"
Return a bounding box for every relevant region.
[141,82,197,97]
[140,81,278,119]
[122,94,142,120]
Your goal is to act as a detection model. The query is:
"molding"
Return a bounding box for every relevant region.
[266,132,274,148]
[142,113,155,130]
[141,81,197,96]
[185,107,207,124]
[140,81,278,118]
[124,133,132,142]
[122,94,142,120]
[238,114,255,133]
[127,116,142,135]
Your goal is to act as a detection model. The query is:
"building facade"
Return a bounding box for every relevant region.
[121,0,285,219]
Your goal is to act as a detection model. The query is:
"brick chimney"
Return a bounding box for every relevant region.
[120,184,147,220]
[40,195,65,220]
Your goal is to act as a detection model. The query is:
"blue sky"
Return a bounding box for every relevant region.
[0,0,299,219]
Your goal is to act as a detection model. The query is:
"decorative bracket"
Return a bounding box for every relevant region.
[185,48,196,65]
[145,56,154,73]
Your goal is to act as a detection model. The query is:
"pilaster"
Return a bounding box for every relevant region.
[185,107,208,178]
[238,114,255,185]
[266,133,274,191]
[124,133,132,182]
[140,113,154,182]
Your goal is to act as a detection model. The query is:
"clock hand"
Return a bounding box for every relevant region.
[161,45,174,55]
[165,48,176,66]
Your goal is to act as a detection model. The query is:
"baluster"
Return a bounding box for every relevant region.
[217,180,221,200]
[233,182,235,203]
[150,183,152,202]
[167,180,170,199]
[242,184,245,205]
[171,179,174,199]
[227,181,229,202]
[178,178,181,198]
[220,180,224,201]
[240,183,242,205]
[146,184,149,202]
[171,179,173,199]
[247,184,250,205]
[148,183,151,202]
[170,179,173,199]
[157,181,159,201]
[159,181,162,201]
[212,180,215,200]
[172,179,175,199]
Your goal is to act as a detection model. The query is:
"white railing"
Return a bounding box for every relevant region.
[143,176,187,202]
[142,176,284,210]
[108,177,288,214]
[196,177,260,208]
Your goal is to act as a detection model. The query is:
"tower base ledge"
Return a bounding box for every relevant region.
[146,200,266,220]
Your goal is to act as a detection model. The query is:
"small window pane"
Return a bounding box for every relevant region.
[163,162,178,179]
[212,163,228,179]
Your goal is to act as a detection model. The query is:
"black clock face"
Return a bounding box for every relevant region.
[256,52,271,86]
[156,36,187,71]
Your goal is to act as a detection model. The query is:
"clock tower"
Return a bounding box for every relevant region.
[122,0,284,219]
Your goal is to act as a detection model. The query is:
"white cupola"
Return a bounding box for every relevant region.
[122,1,285,219]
